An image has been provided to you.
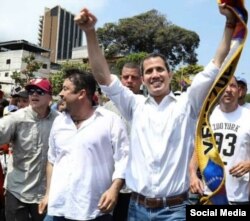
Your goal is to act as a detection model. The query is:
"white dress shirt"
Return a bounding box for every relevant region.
[100,61,219,198]
[47,107,129,220]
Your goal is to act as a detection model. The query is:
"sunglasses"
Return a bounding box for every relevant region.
[28,88,46,96]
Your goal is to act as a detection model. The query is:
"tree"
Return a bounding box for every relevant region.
[171,64,204,92]
[11,54,42,86]
[245,94,250,103]
[114,52,148,74]
[49,61,90,95]
[97,9,200,70]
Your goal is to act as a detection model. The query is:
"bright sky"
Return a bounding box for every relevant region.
[0,0,249,88]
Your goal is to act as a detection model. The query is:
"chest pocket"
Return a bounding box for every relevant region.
[14,122,39,155]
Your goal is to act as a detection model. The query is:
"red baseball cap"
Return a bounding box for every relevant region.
[25,78,52,94]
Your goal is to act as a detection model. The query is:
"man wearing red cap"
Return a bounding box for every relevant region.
[0,78,58,221]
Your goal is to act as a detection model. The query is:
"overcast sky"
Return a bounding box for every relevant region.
[1,0,249,87]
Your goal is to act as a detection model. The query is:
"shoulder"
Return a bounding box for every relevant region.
[97,106,118,117]
[103,100,115,109]
[53,111,66,122]
[97,106,125,123]
[238,105,250,116]
[49,108,60,119]
[242,103,250,109]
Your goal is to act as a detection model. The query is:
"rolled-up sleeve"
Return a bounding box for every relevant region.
[0,115,16,145]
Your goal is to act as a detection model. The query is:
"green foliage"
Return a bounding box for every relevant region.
[97,9,200,70]
[171,64,204,92]
[11,54,42,87]
[245,93,250,102]
[156,25,199,68]
[115,52,148,74]
[49,72,65,96]
[11,71,27,86]
[60,61,90,72]
[49,61,90,95]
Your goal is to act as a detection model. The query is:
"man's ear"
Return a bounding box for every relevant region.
[78,89,87,100]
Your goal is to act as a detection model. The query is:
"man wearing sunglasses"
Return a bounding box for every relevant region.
[0,78,58,221]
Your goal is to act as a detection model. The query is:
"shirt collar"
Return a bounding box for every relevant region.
[27,105,54,119]
[145,91,177,105]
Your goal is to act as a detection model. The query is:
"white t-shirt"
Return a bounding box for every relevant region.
[205,105,250,202]
[242,102,250,109]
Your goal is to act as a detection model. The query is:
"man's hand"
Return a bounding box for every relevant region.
[219,3,237,24]
[190,173,204,195]
[98,187,118,213]
[229,161,250,177]
[74,8,97,31]
[38,194,49,215]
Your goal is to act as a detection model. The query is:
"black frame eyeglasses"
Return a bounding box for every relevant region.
[27,88,46,96]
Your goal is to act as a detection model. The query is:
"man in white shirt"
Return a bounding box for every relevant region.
[104,62,143,133]
[75,3,236,220]
[39,69,129,221]
[189,77,250,204]
[104,62,142,221]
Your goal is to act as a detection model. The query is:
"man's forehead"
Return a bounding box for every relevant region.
[121,68,140,76]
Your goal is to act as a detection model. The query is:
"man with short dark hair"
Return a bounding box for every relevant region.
[75,3,237,220]
[39,69,129,221]
[0,78,58,221]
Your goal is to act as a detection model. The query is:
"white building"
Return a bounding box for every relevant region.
[0,40,51,94]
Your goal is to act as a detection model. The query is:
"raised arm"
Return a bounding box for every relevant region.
[74,8,112,86]
[74,4,235,85]
[186,3,237,115]
[213,3,237,68]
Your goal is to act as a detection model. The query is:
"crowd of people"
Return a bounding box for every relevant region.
[0,2,250,221]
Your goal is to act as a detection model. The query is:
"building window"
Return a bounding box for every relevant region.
[6,59,11,64]
[5,72,9,77]
[42,64,47,69]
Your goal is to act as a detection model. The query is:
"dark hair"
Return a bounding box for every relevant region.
[64,68,97,104]
[122,62,141,74]
[140,52,170,75]
[0,98,9,117]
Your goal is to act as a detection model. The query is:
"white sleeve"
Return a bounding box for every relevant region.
[186,61,219,117]
[110,114,129,180]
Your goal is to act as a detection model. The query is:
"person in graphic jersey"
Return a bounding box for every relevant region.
[190,77,250,205]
